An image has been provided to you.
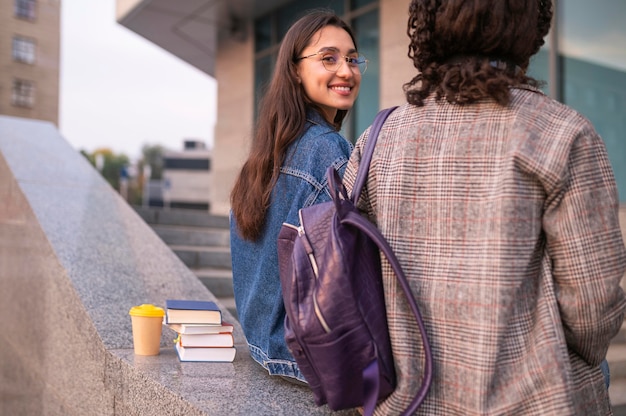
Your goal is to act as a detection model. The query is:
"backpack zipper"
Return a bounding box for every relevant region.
[297,211,331,333]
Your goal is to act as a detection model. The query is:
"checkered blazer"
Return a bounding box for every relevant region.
[344,86,626,415]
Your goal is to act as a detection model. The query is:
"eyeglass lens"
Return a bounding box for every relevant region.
[321,53,367,74]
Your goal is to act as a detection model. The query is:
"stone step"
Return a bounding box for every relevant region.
[193,267,234,298]
[134,206,237,320]
[610,340,626,379]
[609,322,626,407]
[170,244,232,269]
[613,403,626,416]
[611,375,626,408]
[152,224,230,247]
[615,321,626,344]
[134,206,230,229]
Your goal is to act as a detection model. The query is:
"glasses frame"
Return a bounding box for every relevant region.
[297,50,368,75]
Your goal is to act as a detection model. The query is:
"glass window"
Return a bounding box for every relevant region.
[560,1,626,201]
[14,0,36,20]
[527,47,549,94]
[12,79,36,108]
[255,15,272,52]
[351,0,377,8]
[254,55,273,117]
[276,0,345,40]
[12,35,36,64]
[350,9,379,141]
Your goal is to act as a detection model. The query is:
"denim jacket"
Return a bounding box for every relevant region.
[230,109,353,381]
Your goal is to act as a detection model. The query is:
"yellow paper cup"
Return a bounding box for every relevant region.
[129,304,165,355]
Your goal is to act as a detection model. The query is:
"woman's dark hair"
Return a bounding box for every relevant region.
[404,0,553,106]
[231,10,357,241]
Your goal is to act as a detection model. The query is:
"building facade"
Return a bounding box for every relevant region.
[117,0,626,215]
[162,139,212,211]
[0,0,60,125]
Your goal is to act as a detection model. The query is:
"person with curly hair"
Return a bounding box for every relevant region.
[343,0,626,414]
[230,10,365,383]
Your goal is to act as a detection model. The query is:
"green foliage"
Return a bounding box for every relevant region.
[79,143,165,206]
[80,148,130,190]
[141,144,165,180]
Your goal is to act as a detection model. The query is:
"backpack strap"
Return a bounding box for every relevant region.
[350,106,398,202]
[341,209,433,415]
[339,106,433,414]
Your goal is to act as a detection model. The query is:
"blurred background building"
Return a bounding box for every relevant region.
[162,139,212,211]
[116,0,626,216]
[0,0,60,125]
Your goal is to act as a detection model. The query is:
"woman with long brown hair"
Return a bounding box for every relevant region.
[229,10,365,382]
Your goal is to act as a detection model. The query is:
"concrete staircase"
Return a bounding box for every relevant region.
[133,206,237,320]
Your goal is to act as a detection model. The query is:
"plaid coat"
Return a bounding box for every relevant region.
[344,86,626,415]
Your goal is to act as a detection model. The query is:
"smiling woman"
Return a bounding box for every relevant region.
[229,10,361,384]
[294,26,362,123]
[254,2,379,143]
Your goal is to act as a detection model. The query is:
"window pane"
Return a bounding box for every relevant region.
[527,47,549,94]
[560,1,626,201]
[276,0,345,40]
[12,79,36,107]
[254,54,273,117]
[351,9,379,143]
[277,3,313,40]
[255,15,272,52]
[351,0,376,8]
[12,36,36,64]
[14,0,36,20]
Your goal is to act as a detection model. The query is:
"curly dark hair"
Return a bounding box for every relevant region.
[404,0,553,106]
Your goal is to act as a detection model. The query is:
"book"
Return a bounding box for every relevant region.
[166,322,234,335]
[175,342,236,362]
[177,332,234,348]
[165,299,222,324]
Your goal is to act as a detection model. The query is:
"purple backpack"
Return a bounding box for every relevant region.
[277,107,432,415]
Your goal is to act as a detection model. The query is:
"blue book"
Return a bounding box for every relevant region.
[165,299,222,324]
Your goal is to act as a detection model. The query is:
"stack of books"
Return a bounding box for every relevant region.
[165,299,236,362]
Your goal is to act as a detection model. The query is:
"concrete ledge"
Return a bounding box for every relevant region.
[0,115,357,415]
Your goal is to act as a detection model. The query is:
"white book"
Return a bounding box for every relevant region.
[175,343,236,362]
[166,322,234,335]
[178,332,234,348]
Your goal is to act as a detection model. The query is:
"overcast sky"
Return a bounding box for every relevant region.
[59,0,217,161]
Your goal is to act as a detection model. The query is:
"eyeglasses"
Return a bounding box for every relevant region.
[297,51,368,74]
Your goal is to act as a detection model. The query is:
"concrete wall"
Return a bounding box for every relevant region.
[379,0,416,109]
[0,115,354,415]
